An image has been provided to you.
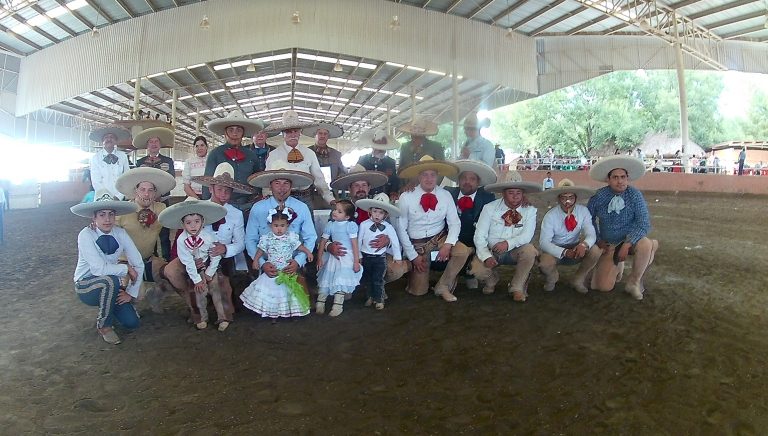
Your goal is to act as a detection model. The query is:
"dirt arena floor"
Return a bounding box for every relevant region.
[1,191,767,435]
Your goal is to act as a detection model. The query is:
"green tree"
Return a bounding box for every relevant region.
[744,90,768,140]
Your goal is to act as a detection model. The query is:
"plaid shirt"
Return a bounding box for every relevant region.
[587,185,650,245]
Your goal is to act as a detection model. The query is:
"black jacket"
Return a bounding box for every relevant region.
[444,186,496,247]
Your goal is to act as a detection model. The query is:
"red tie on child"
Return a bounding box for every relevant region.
[564,213,578,232]
[420,192,438,212]
[457,195,474,212]
[184,235,204,251]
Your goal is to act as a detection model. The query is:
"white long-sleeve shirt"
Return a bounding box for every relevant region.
[396,185,461,261]
[474,199,537,262]
[265,143,335,204]
[205,203,245,259]
[176,229,221,284]
[90,148,130,200]
[539,204,596,259]
[358,218,402,260]
[73,226,144,298]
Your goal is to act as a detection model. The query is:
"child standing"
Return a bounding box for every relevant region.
[316,199,363,316]
[240,208,314,320]
[158,198,228,331]
[355,193,402,310]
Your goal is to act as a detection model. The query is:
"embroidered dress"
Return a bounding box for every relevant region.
[240,231,309,318]
[317,220,363,296]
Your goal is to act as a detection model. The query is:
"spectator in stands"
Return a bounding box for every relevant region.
[738,146,747,176]
[543,171,555,190]
[495,144,505,165]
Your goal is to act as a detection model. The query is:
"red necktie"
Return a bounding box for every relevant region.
[564,213,578,232]
[457,195,474,212]
[420,192,438,212]
[137,208,157,228]
[502,209,521,226]
[224,147,245,162]
[184,235,204,251]
[356,207,369,224]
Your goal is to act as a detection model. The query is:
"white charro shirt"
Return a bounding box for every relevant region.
[358,218,402,260]
[90,148,130,200]
[73,226,145,298]
[205,202,245,260]
[396,185,460,261]
[265,143,334,204]
[539,204,596,259]
[175,228,221,285]
[474,198,537,262]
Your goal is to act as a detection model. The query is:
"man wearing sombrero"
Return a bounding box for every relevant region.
[538,179,601,294]
[470,170,542,302]
[263,110,335,209]
[442,160,497,290]
[397,116,445,169]
[135,127,176,184]
[587,155,659,300]
[304,121,347,182]
[395,156,467,302]
[114,167,176,309]
[88,124,131,200]
[245,161,318,281]
[459,112,495,166]
[356,128,401,197]
[203,110,266,211]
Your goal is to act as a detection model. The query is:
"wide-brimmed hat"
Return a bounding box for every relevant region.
[463,112,491,129]
[356,193,400,218]
[192,162,255,195]
[247,159,314,188]
[116,167,177,199]
[89,124,132,143]
[450,160,497,186]
[70,189,138,217]
[485,169,542,193]
[540,178,595,202]
[158,198,227,229]
[589,155,646,181]
[132,127,175,149]
[357,128,399,151]
[397,116,439,136]
[399,155,458,179]
[254,121,280,138]
[329,164,388,190]
[206,110,266,137]
[262,110,318,134]
[302,122,344,139]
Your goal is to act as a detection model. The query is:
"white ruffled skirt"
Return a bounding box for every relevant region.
[240,274,309,318]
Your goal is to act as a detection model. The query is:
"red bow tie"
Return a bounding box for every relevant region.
[356,207,369,224]
[212,217,226,231]
[457,195,474,212]
[420,192,438,212]
[137,208,157,228]
[224,147,245,162]
[502,209,522,226]
[184,235,204,251]
[564,213,578,232]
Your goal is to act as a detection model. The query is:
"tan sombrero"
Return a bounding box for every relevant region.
[463,112,491,129]
[330,164,388,191]
[356,193,400,218]
[192,162,255,195]
[71,189,139,217]
[450,160,497,186]
[399,155,458,179]
[357,128,399,151]
[89,124,131,143]
[206,110,265,138]
[397,116,439,136]
[158,198,227,229]
[589,155,646,182]
[302,122,344,139]
[262,110,318,134]
[132,127,175,150]
[247,159,314,189]
[485,169,542,193]
[116,167,177,199]
[540,178,595,202]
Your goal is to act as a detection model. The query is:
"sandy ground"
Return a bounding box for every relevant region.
[1,191,767,435]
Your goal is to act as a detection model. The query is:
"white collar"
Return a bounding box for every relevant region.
[456,191,477,201]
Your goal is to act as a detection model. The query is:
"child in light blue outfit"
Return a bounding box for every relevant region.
[316,200,362,317]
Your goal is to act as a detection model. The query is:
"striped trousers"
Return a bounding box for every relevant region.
[75,275,140,330]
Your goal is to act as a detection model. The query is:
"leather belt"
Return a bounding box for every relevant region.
[410,228,448,244]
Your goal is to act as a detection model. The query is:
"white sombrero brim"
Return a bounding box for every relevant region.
[206,117,265,137]
[158,199,227,229]
[330,171,389,190]
[71,200,138,218]
[263,119,318,134]
[589,156,646,181]
[302,123,344,139]
[247,169,314,189]
[191,175,255,195]
[539,186,595,202]
[355,199,400,218]
[397,122,439,136]
[89,126,132,143]
[399,160,458,179]
[485,181,543,194]
[116,167,177,199]
[357,132,400,150]
[132,127,175,149]
[450,160,498,186]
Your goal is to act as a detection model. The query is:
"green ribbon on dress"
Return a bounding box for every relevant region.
[276,271,310,313]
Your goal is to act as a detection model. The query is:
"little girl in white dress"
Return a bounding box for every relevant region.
[316,200,363,317]
[240,208,314,319]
